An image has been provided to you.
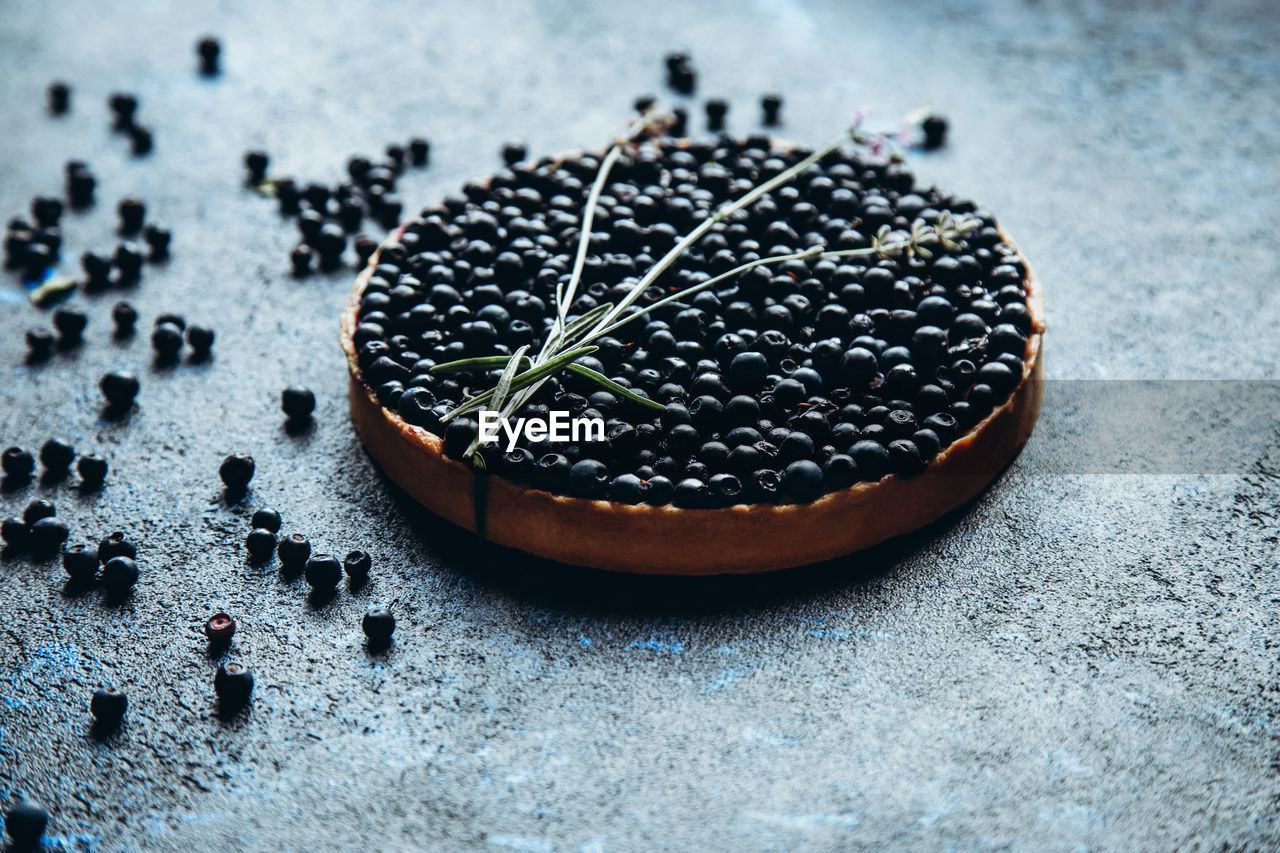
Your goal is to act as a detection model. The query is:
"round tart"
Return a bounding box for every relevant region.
[341,133,1045,574]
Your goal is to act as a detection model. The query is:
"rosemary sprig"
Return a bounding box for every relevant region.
[431,115,981,458]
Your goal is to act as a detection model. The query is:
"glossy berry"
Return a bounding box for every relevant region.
[344,549,372,582]
[251,507,282,534]
[277,533,310,570]
[186,325,215,358]
[568,459,610,499]
[2,517,28,550]
[102,556,139,588]
[24,499,56,525]
[281,386,316,421]
[100,370,139,409]
[77,454,108,489]
[90,686,128,729]
[728,351,768,390]
[214,661,254,708]
[219,453,255,491]
[98,531,137,561]
[2,447,34,480]
[29,517,69,557]
[118,197,146,234]
[245,528,276,561]
[304,553,342,590]
[205,612,236,642]
[363,604,395,644]
[40,439,74,474]
[4,798,48,850]
[780,459,823,503]
[151,323,183,360]
[62,543,100,580]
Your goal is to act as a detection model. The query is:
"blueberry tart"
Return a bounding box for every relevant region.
[341,130,1044,574]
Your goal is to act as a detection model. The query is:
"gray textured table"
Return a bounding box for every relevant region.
[2,1,1278,850]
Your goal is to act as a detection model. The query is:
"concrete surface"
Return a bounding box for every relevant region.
[2,1,1279,850]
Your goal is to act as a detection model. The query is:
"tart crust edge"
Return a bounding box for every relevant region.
[341,229,1045,575]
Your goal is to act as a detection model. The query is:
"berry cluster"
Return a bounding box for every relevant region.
[241,504,391,646]
[6,183,169,308]
[1,441,107,491]
[150,312,215,364]
[352,135,1032,508]
[246,140,430,275]
[108,92,153,156]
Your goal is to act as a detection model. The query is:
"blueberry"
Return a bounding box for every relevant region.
[40,438,74,474]
[117,197,146,235]
[888,439,926,475]
[780,459,823,503]
[98,532,137,561]
[100,370,140,409]
[205,612,236,642]
[568,459,610,499]
[219,453,255,491]
[304,553,342,590]
[23,499,56,525]
[186,325,215,358]
[112,301,138,336]
[151,323,183,360]
[197,36,221,75]
[102,556,139,589]
[277,533,311,570]
[245,528,276,561]
[281,386,316,421]
[77,454,108,489]
[608,473,644,504]
[344,549,372,583]
[4,799,48,850]
[729,351,768,391]
[244,150,268,183]
[2,447,34,480]
[48,81,71,114]
[29,517,68,557]
[53,307,88,346]
[62,543,100,581]
[25,328,54,361]
[822,454,858,489]
[2,517,28,551]
[850,440,890,480]
[90,686,128,730]
[362,604,395,645]
[251,508,282,534]
[214,661,254,709]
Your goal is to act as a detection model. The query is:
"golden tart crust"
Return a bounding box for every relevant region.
[341,225,1045,575]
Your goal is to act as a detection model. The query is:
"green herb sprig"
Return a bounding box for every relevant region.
[431,112,982,460]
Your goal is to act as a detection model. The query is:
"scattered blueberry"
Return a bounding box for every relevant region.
[90,686,128,730]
